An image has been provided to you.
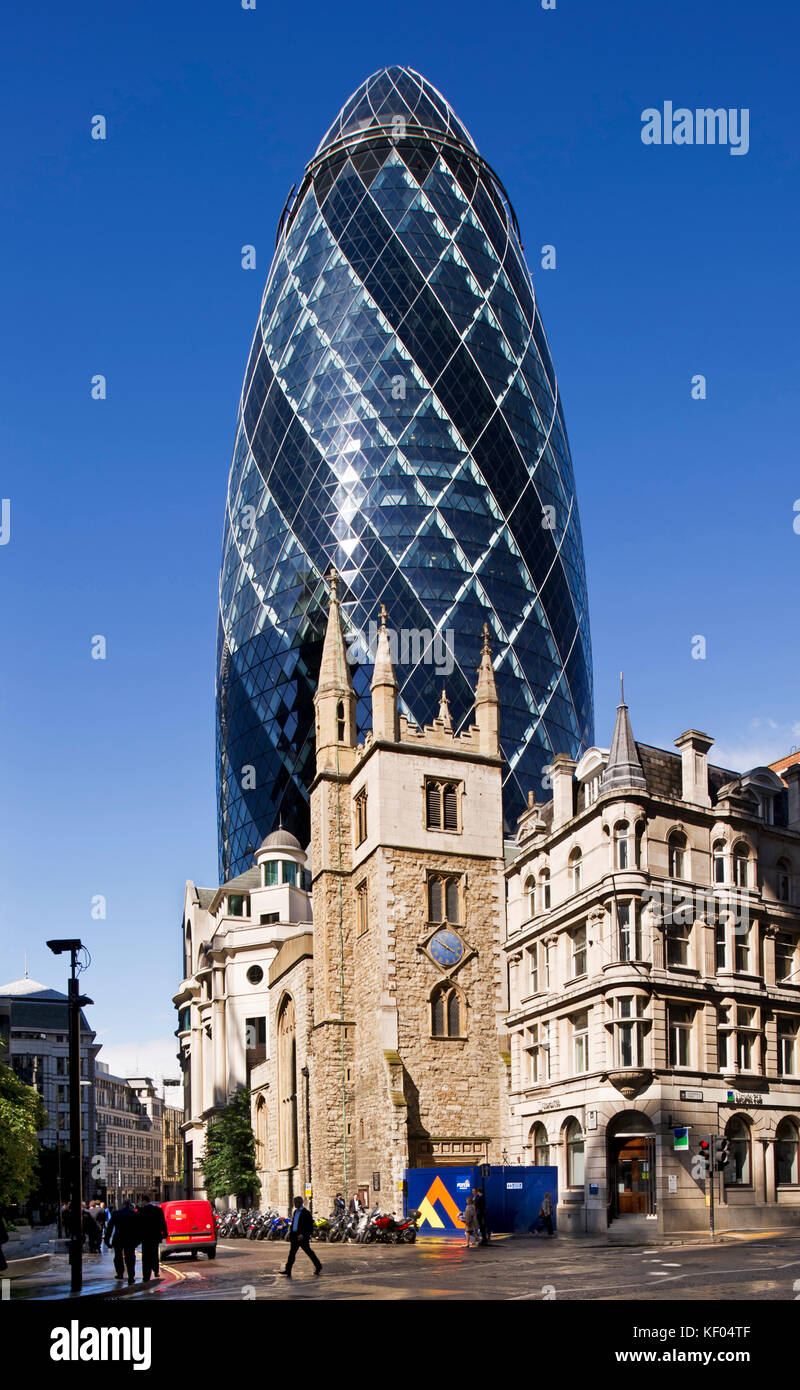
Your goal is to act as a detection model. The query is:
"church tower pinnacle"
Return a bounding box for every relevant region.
[474,623,500,756]
[314,568,357,773]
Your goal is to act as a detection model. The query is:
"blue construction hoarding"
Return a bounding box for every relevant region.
[404,1165,558,1237]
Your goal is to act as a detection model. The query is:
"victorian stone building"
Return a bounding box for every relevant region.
[504,687,800,1235]
[173,833,313,1200]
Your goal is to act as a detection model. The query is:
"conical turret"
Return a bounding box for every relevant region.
[601,675,646,793]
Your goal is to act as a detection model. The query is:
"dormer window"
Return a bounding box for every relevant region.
[228,894,249,918]
[583,774,601,808]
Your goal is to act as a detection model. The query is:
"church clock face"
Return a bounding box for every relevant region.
[428,929,464,968]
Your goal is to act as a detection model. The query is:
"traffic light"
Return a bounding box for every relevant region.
[698,1139,711,1173]
[714,1137,731,1170]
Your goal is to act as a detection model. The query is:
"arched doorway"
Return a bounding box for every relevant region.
[607,1111,655,1219]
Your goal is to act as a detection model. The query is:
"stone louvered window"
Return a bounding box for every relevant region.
[425,779,461,832]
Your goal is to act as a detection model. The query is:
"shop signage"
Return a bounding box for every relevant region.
[673,1127,689,1150]
[724,1092,764,1107]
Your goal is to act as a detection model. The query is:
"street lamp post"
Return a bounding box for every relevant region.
[47,939,92,1295]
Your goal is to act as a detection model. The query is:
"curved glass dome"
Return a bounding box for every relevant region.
[216,66,594,880]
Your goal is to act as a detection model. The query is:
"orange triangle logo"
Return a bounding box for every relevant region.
[417,1175,466,1229]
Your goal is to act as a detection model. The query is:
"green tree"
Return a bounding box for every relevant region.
[0,1061,48,1207]
[200,1088,259,1202]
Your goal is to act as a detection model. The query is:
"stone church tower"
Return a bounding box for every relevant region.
[309,572,508,1207]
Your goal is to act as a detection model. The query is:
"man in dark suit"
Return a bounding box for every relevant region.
[138,1196,169,1281]
[282,1197,322,1279]
[105,1199,141,1284]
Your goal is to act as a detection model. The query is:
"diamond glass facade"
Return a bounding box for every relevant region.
[217,66,593,880]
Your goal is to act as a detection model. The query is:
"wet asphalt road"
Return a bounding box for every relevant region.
[126,1231,800,1302]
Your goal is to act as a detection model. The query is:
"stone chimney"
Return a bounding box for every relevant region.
[784,762,800,830]
[674,729,714,807]
[551,754,577,830]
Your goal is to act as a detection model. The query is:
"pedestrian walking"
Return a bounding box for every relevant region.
[0,1213,8,1273]
[105,1199,141,1284]
[282,1197,322,1279]
[333,1192,346,1217]
[85,1202,101,1253]
[138,1195,168,1282]
[462,1196,480,1249]
[472,1187,488,1246]
[91,1200,108,1252]
[536,1191,554,1237]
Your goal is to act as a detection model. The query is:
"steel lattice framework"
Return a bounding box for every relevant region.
[217,66,594,880]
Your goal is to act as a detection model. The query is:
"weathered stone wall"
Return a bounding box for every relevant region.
[309,741,507,1210]
[250,953,314,1214]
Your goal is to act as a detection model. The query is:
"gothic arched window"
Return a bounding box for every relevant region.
[431,984,464,1038]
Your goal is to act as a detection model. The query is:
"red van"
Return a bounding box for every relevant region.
[160,1200,217,1259]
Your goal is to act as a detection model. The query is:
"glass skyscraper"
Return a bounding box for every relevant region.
[217,66,593,880]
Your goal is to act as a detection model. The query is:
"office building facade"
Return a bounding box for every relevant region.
[216,65,593,879]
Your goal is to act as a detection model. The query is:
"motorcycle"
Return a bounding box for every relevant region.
[267,1214,291,1240]
[395,1209,421,1243]
[358,1204,383,1243]
[312,1215,333,1241]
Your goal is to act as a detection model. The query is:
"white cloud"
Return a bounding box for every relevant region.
[713,719,800,773]
[95,1035,183,1098]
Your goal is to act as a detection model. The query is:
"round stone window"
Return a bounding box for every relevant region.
[246,965,264,986]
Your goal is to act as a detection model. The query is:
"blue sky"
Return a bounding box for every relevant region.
[1,0,798,1083]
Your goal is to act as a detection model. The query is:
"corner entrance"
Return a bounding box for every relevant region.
[607,1111,656,1220]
